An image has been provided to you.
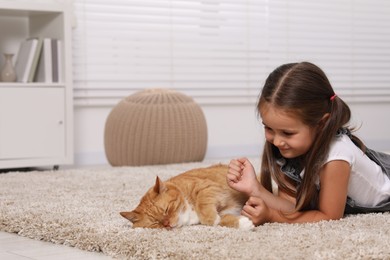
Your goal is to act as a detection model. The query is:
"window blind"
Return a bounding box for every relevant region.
[72,0,390,106]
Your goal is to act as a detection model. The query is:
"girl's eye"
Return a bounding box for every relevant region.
[283,131,295,136]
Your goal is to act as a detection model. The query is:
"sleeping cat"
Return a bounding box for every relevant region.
[120,164,255,230]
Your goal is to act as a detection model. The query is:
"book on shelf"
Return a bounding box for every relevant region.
[51,38,63,82]
[57,40,63,82]
[27,38,43,82]
[15,38,39,83]
[34,38,52,83]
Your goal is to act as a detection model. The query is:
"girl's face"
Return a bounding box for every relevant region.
[260,103,317,158]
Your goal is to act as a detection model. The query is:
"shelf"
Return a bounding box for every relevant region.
[0,1,66,14]
[0,0,73,169]
[0,82,65,88]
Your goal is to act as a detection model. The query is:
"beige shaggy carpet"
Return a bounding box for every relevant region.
[1,159,390,260]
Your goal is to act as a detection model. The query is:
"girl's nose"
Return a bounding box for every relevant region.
[273,135,285,147]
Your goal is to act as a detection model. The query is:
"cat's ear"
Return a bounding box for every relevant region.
[120,211,139,222]
[153,176,167,194]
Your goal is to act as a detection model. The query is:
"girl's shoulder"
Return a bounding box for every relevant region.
[326,134,360,165]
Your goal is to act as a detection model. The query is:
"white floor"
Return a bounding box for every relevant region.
[0,231,112,260]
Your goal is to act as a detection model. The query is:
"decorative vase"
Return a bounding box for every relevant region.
[1,53,17,82]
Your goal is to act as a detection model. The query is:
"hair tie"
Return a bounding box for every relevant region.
[330,94,337,101]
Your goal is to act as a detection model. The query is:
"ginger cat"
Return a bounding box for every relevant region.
[120,164,254,230]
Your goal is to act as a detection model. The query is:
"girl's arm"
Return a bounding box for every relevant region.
[227,158,295,212]
[248,177,296,212]
[242,160,351,224]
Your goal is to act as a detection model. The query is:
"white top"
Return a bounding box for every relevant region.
[324,134,390,207]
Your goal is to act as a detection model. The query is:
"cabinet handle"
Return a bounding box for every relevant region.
[58,120,63,125]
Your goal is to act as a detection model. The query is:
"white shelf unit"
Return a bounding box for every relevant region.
[0,1,73,169]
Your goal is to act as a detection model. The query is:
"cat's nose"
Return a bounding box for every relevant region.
[163,219,172,229]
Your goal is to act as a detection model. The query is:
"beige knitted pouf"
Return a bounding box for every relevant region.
[104,88,208,166]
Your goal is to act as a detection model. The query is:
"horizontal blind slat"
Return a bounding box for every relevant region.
[73,0,390,95]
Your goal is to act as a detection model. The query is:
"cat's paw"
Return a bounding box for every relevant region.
[238,216,255,231]
[213,215,221,226]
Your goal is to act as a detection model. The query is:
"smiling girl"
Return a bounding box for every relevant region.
[227,62,390,225]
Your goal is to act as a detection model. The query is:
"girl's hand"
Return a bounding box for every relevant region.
[241,196,270,226]
[226,158,259,196]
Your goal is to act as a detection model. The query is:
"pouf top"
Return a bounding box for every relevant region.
[123,88,194,105]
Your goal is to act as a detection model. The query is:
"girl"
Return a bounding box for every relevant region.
[227,62,390,225]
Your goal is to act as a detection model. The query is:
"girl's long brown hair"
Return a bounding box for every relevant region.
[257,62,364,211]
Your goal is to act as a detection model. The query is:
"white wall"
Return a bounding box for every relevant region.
[73,95,390,166]
[349,102,390,151]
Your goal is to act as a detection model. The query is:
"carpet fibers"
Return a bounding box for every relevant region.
[1,160,389,259]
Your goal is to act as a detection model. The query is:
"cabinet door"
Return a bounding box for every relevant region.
[0,87,65,159]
